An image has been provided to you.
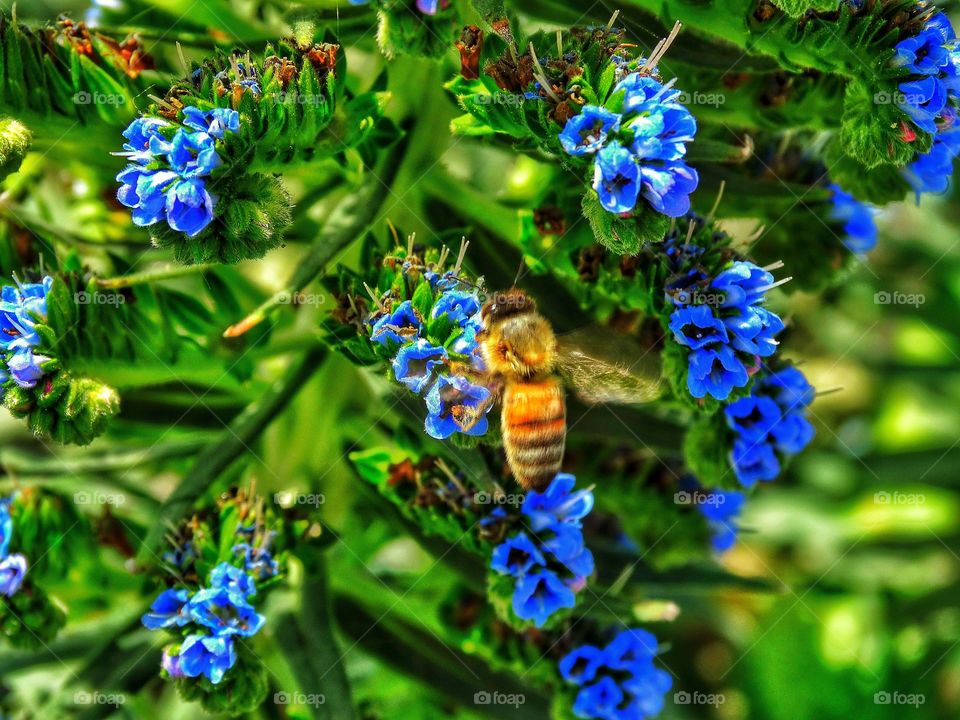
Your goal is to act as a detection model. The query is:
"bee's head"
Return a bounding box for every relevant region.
[481,289,536,327]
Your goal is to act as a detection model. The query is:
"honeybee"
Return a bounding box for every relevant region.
[460,288,663,491]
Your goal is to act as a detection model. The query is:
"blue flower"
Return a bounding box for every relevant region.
[559,645,606,684]
[593,141,640,213]
[903,125,960,197]
[621,665,673,718]
[615,73,680,114]
[161,649,185,679]
[559,106,622,156]
[121,117,169,163]
[512,569,576,627]
[165,178,216,237]
[209,561,258,599]
[490,532,546,576]
[187,587,265,637]
[828,184,878,253]
[639,160,698,217]
[540,523,595,577]
[0,554,27,597]
[762,366,815,409]
[520,473,594,532]
[573,676,624,719]
[1,277,51,351]
[416,0,440,13]
[725,395,782,441]
[687,345,749,400]
[166,129,222,178]
[424,373,491,438]
[630,104,697,162]
[392,339,447,393]
[182,106,240,139]
[431,290,482,327]
[894,26,951,75]
[731,439,780,487]
[770,412,815,454]
[116,166,177,227]
[604,628,659,670]
[370,300,422,346]
[177,633,236,684]
[669,305,728,350]
[141,588,192,630]
[711,261,774,308]
[898,76,948,134]
[7,348,49,389]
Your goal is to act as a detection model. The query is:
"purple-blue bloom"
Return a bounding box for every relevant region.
[178,633,236,684]
[696,489,746,553]
[7,348,49,389]
[687,345,749,400]
[520,473,594,532]
[512,569,576,627]
[430,290,482,327]
[165,178,216,237]
[559,106,622,156]
[490,532,546,576]
[182,107,240,139]
[121,117,169,163]
[710,261,774,308]
[166,130,222,178]
[116,166,177,227]
[572,676,624,719]
[423,373,491,438]
[828,184,878,253]
[593,141,640,214]
[639,160,698,217]
[0,554,27,597]
[392,339,447,393]
[725,395,783,441]
[370,300,422,346]
[730,438,781,487]
[669,305,728,350]
[559,645,606,684]
[898,76,948,134]
[186,587,266,637]
[209,561,258,600]
[141,588,192,630]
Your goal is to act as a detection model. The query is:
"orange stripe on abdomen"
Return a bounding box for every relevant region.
[503,380,566,490]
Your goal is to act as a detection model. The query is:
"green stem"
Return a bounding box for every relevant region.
[138,348,328,560]
[96,263,216,289]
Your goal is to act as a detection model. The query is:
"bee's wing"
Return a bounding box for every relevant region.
[555,327,663,405]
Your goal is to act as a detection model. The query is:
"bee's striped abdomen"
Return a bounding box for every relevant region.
[502,379,566,491]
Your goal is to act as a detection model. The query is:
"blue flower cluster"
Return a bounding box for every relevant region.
[1,276,54,396]
[828,184,878,254]
[0,495,28,597]
[667,260,784,401]
[490,474,594,627]
[724,366,815,487]
[142,561,265,684]
[368,272,492,440]
[559,628,672,720]
[559,72,698,217]
[894,13,960,196]
[116,107,240,238]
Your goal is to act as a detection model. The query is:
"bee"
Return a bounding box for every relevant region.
[461,288,663,491]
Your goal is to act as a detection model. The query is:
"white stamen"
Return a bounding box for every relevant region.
[756,276,793,293]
